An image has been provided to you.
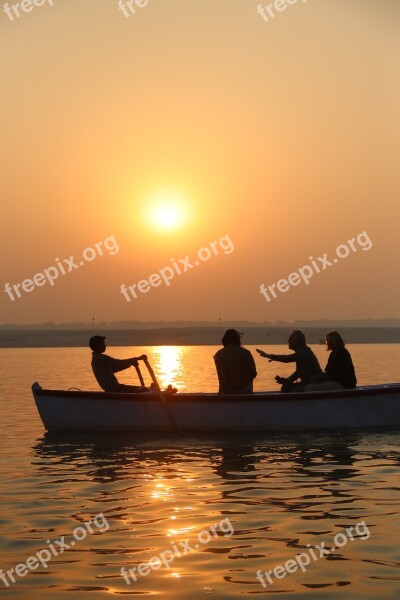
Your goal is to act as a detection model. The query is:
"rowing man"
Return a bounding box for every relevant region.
[89,336,149,393]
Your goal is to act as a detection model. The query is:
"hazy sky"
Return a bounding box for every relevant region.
[1,0,399,324]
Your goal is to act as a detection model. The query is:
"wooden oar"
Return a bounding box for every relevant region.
[133,362,145,387]
[143,357,181,434]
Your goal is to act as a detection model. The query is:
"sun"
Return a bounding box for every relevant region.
[153,205,181,229]
[143,191,188,232]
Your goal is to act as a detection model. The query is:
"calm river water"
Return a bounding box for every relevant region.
[0,344,399,599]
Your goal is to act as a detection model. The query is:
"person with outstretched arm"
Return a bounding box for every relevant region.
[89,335,150,393]
[257,330,322,392]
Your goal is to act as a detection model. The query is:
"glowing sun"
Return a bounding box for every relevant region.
[144,192,188,232]
[153,205,181,229]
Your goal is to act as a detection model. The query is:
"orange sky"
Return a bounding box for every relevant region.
[0,0,399,324]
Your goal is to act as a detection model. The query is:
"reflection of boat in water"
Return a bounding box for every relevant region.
[32,382,400,433]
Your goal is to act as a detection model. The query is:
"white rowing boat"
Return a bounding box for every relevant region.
[32,382,400,433]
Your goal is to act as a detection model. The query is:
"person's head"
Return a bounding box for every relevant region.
[326,331,345,351]
[89,335,106,353]
[288,330,306,350]
[222,329,242,347]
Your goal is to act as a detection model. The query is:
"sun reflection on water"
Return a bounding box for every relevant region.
[151,346,186,390]
[151,480,173,501]
[167,526,195,537]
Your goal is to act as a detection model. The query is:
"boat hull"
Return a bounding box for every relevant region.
[32,383,400,433]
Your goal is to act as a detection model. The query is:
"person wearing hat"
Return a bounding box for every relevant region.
[89,335,149,393]
[214,329,257,394]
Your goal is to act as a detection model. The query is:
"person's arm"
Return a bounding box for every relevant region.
[247,351,257,380]
[287,369,299,383]
[214,354,228,393]
[110,354,147,374]
[256,349,297,364]
[109,358,134,373]
[344,350,357,387]
[256,350,299,382]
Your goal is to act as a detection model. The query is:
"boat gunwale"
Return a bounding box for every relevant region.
[33,383,400,403]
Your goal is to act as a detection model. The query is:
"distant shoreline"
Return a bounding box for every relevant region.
[1,327,400,348]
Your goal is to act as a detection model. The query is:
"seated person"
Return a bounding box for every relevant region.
[257,330,322,392]
[89,335,149,393]
[214,329,257,394]
[305,331,357,391]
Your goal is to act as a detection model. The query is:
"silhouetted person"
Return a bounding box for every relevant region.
[214,329,257,394]
[89,335,149,393]
[257,330,322,392]
[305,331,357,391]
